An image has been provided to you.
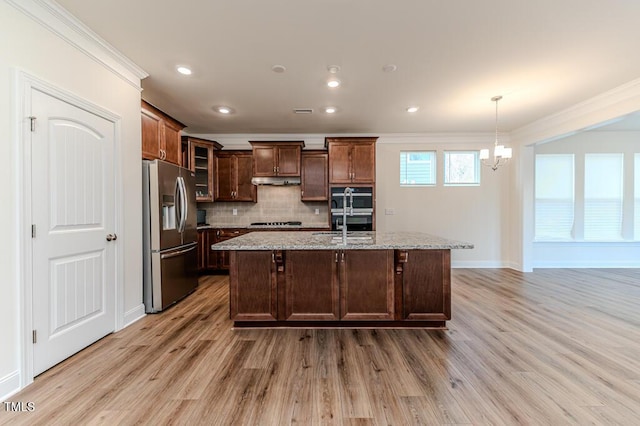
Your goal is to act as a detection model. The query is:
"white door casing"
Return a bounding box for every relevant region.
[30,87,117,376]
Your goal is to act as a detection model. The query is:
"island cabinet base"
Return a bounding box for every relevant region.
[229,248,451,329]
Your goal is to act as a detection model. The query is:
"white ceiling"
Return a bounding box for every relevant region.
[56,0,640,135]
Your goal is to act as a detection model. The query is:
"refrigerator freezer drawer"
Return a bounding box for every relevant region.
[146,243,198,313]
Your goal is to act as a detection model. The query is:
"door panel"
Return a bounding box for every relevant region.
[32,88,116,376]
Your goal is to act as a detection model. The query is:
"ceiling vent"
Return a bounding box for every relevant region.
[294,108,313,114]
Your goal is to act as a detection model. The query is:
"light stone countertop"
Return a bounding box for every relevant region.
[210,231,474,251]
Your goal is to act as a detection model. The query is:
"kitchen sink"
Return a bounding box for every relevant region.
[330,236,373,244]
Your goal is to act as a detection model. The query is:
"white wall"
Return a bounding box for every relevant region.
[532,131,640,267]
[376,135,512,268]
[0,1,144,399]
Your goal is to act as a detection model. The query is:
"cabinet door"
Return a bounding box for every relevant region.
[351,142,376,183]
[252,145,276,177]
[141,109,161,160]
[214,154,234,201]
[328,142,352,184]
[197,230,207,271]
[284,250,339,320]
[340,250,394,320]
[301,152,328,201]
[276,145,301,176]
[191,142,213,201]
[230,251,278,321]
[235,154,257,201]
[402,250,451,320]
[163,121,182,165]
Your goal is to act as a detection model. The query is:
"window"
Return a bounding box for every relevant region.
[444,151,480,185]
[584,153,624,240]
[635,154,640,240]
[535,154,574,240]
[400,151,436,186]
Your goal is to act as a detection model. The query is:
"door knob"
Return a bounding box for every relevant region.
[106,233,117,241]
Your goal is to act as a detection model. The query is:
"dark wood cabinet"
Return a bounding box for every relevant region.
[229,251,278,321]
[184,136,222,202]
[284,250,339,320]
[250,141,304,177]
[326,137,377,184]
[198,228,251,272]
[226,246,450,327]
[197,230,207,271]
[401,250,451,320]
[141,100,185,165]
[301,151,328,201]
[214,151,257,202]
[340,250,394,320]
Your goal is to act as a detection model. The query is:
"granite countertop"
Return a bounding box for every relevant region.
[197,224,331,231]
[210,231,474,250]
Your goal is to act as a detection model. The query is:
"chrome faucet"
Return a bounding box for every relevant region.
[342,187,354,244]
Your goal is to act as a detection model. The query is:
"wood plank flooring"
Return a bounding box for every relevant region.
[2,268,640,425]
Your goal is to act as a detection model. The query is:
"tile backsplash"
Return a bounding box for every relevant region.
[199,186,328,227]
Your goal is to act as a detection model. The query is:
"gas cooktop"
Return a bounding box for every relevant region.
[250,221,302,227]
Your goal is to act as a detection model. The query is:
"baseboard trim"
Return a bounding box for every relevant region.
[0,371,21,402]
[452,261,513,269]
[122,304,145,330]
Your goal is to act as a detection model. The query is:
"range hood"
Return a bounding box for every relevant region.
[251,176,301,186]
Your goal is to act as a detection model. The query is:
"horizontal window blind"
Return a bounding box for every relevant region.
[584,153,623,240]
[635,154,640,240]
[535,154,574,240]
[400,151,436,186]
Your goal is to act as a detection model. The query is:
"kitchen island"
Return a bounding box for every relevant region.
[211,231,473,329]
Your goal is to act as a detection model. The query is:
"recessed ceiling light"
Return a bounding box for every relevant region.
[327,79,341,88]
[215,106,234,114]
[271,64,286,73]
[327,65,341,74]
[406,106,419,113]
[176,66,192,75]
[382,64,398,72]
[325,107,337,114]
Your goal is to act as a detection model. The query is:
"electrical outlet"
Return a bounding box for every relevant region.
[315,208,320,215]
[232,208,237,216]
[385,208,395,215]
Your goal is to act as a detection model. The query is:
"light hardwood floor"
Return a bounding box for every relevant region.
[2,268,640,425]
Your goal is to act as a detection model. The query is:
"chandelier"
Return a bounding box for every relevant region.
[480,95,512,171]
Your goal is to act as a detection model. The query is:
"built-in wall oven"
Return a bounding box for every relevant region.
[330,186,374,231]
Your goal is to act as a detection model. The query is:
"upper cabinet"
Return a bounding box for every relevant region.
[301,150,328,201]
[325,137,377,184]
[141,100,186,166]
[250,141,304,177]
[215,151,257,202]
[184,136,223,202]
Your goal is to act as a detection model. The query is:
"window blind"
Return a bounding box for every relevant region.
[635,154,640,240]
[535,154,574,240]
[400,151,436,186]
[584,153,624,240]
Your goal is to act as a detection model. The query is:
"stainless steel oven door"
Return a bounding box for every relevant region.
[331,210,373,231]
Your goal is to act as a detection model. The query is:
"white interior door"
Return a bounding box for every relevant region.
[31,88,117,376]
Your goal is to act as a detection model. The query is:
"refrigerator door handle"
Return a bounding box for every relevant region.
[160,243,197,259]
[175,176,187,233]
[179,176,188,233]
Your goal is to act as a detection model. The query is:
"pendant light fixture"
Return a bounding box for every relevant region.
[480,95,512,171]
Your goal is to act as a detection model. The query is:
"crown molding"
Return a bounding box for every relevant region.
[185,132,507,150]
[512,77,640,146]
[5,0,148,90]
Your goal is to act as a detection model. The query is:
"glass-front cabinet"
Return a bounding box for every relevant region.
[183,136,222,202]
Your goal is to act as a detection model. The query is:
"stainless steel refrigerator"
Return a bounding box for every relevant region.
[142,159,198,313]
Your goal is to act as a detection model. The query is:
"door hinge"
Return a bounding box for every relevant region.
[28,116,36,132]
[31,224,36,238]
[32,330,37,344]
